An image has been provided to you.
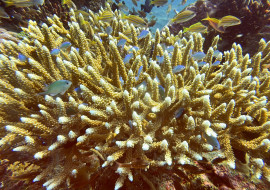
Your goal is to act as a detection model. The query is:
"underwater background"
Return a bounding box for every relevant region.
[0,0,270,189]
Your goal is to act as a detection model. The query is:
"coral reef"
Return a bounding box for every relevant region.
[0,0,70,31]
[0,3,270,189]
[0,27,19,43]
[169,0,270,56]
[0,0,105,33]
[74,0,105,13]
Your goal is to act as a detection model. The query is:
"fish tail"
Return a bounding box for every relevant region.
[121,12,127,19]
[169,18,175,24]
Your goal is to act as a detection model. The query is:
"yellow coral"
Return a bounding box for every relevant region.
[0,7,270,190]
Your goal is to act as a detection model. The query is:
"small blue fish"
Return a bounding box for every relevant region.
[156,55,164,63]
[212,61,221,66]
[137,66,143,77]
[60,42,71,49]
[133,46,139,51]
[197,61,207,67]
[136,80,147,89]
[203,132,220,150]
[117,39,127,47]
[105,26,113,35]
[155,76,160,83]
[80,103,88,106]
[213,50,221,58]
[18,53,27,62]
[128,120,133,128]
[192,51,205,60]
[175,107,184,119]
[50,49,60,55]
[138,30,149,39]
[39,80,72,96]
[135,66,143,81]
[159,85,165,100]
[172,65,185,73]
[119,76,124,86]
[74,87,82,98]
[128,46,139,52]
[124,53,133,64]
[74,87,81,93]
[76,48,80,52]
[167,46,174,52]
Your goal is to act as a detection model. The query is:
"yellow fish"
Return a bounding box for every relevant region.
[171,10,196,23]
[123,14,148,27]
[218,15,241,28]
[167,4,172,14]
[202,14,225,33]
[150,0,168,6]
[98,10,114,22]
[3,0,44,7]
[75,10,90,20]
[183,22,207,33]
[132,0,138,6]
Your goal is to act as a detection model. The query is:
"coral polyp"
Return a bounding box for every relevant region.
[0,4,270,189]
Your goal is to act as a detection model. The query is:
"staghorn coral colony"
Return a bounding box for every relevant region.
[0,3,270,190]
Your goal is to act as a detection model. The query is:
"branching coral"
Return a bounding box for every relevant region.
[0,4,270,189]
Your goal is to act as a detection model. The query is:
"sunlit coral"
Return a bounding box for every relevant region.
[0,4,270,189]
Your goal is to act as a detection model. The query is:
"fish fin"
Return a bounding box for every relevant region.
[43,85,49,91]
[202,12,210,21]
[38,91,46,96]
[201,132,207,142]
[60,89,69,95]
[50,93,58,96]
[183,27,188,33]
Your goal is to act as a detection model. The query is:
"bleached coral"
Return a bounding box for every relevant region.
[0,5,270,189]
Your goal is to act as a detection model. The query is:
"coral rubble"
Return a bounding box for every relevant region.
[0,4,270,189]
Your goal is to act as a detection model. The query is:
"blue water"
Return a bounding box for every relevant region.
[117,0,197,31]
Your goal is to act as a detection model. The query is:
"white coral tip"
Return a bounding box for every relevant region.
[68,130,77,139]
[77,135,87,142]
[142,143,150,151]
[33,175,42,182]
[86,128,94,134]
[58,116,69,124]
[161,139,168,149]
[151,106,160,113]
[253,158,264,167]
[34,151,45,159]
[107,155,114,162]
[57,135,66,143]
[144,135,153,143]
[228,160,235,169]
[126,140,135,147]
